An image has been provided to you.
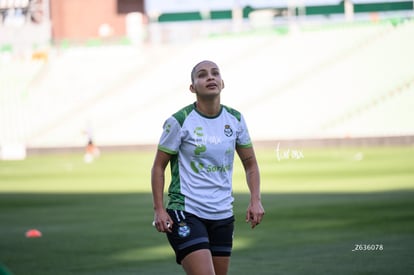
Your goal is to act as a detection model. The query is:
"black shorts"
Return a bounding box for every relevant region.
[166,209,235,264]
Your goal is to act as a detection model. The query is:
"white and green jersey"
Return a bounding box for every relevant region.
[158,103,252,220]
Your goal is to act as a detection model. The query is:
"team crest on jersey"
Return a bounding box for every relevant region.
[224,125,233,137]
[178,222,190,238]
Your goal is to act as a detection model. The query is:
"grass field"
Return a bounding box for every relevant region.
[1,146,414,274]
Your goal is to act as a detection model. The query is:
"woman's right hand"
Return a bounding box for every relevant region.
[153,209,173,233]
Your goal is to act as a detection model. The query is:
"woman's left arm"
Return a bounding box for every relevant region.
[236,146,265,228]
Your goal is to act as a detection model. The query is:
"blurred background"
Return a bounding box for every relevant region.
[1,0,413,158]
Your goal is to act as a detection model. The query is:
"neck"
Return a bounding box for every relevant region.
[195,98,221,117]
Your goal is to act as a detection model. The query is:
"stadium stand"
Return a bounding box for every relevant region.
[226,20,414,140]
[0,57,45,143]
[0,19,413,148]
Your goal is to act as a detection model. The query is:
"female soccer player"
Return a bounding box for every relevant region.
[151,60,265,275]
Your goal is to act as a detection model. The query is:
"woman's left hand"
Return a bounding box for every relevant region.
[246,200,265,229]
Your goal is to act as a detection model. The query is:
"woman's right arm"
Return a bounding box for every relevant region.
[151,149,174,233]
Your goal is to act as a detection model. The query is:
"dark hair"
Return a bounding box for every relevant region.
[190,61,202,84]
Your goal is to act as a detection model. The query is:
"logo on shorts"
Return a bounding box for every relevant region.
[224,125,233,137]
[178,222,190,238]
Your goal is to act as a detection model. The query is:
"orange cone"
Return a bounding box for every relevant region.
[25,229,42,238]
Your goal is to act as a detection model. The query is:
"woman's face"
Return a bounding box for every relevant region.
[190,61,224,98]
